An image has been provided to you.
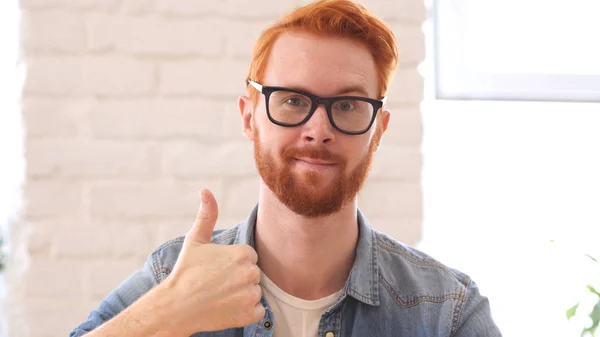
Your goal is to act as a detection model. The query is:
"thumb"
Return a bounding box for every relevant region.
[187,188,219,244]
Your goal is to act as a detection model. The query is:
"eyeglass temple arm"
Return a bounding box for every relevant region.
[247,80,263,92]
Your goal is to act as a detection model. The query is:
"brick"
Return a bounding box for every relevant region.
[82,258,143,301]
[84,14,120,51]
[89,98,228,139]
[367,216,422,246]
[22,260,84,298]
[351,0,426,23]
[222,100,247,140]
[21,9,85,52]
[162,141,256,177]
[26,139,160,177]
[22,98,92,137]
[383,106,422,146]
[24,56,155,96]
[25,217,112,258]
[294,0,426,22]
[20,0,119,11]
[85,56,155,96]
[89,180,223,219]
[52,226,112,257]
[21,298,82,315]
[391,24,426,64]
[387,68,424,104]
[25,221,57,256]
[107,223,156,258]
[19,299,90,337]
[23,181,83,218]
[24,56,86,95]
[86,14,223,56]
[370,145,421,180]
[217,0,296,18]
[155,220,191,245]
[154,0,220,15]
[28,310,89,337]
[65,220,157,258]
[159,59,248,96]
[224,20,271,57]
[120,0,154,14]
[222,176,260,217]
[155,216,241,245]
[358,180,422,217]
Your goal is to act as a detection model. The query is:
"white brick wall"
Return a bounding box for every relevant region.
[3,1,425,335]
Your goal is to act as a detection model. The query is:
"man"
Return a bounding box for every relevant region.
[71,1,502,336]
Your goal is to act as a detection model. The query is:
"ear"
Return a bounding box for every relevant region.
[374,109,391,152]
[238,95,255,141]
[380,108,390,133]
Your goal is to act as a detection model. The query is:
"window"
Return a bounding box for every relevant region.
[434,0,600,101]
[419,1,600,336]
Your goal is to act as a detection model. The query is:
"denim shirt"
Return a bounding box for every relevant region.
[70,206,502,337]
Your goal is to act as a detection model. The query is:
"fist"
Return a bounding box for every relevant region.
[161,189,265,334]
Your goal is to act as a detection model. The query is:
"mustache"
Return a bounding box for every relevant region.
[281,147,344,163]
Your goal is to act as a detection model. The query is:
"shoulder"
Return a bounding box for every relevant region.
[372,229,472,302]
[149,226,241,281]
[371,229,501,335]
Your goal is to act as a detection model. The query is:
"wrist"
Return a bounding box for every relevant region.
[143,282,188,336]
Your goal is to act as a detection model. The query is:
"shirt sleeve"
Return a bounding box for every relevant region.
[451,280,503,337]
[68,253,159,337]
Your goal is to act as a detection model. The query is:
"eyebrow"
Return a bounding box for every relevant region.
[287,84,371,98]
[334,85,370,97]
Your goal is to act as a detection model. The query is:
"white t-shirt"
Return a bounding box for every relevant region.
[260,272,343,337]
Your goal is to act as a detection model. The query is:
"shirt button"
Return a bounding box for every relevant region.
[325,332,335,337]
[263,320,273,330]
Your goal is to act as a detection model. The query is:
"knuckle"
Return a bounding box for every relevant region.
[250,284,262,303]
[235,244,255,262]
[255,305,266,320]
[239,285,262,311]
[241,304,263,324]
[195,209,212,221]
[245,265,260,284]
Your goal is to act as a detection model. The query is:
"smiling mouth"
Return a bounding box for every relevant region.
[294,158,336,166]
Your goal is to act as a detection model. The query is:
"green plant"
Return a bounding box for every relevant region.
[567,254,600,337]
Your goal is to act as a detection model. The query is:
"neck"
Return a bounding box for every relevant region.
[255,182,359,300]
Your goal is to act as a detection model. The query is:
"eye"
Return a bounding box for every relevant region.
[286,97,303,106]
[337,101,355,111]
[281,95,311,108]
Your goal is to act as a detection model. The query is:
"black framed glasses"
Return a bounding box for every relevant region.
[247,80,386,135]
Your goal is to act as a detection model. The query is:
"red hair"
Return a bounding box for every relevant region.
[246,0,399,104]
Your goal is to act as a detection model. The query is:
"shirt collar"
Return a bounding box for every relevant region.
[234,205,380,307]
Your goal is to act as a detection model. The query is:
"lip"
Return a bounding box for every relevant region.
[294,158,336,165]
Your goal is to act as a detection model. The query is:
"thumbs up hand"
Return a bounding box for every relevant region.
[160,189,265,334]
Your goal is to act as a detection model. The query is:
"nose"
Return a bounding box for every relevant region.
[301,105,336,144]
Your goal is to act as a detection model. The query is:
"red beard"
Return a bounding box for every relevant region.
[254,127,382,218]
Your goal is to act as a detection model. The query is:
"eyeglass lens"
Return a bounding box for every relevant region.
[268,90,374,133]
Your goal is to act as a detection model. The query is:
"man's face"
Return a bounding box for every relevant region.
[242,31,389,218]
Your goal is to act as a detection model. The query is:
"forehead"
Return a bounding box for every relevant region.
[261,31,378,98]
